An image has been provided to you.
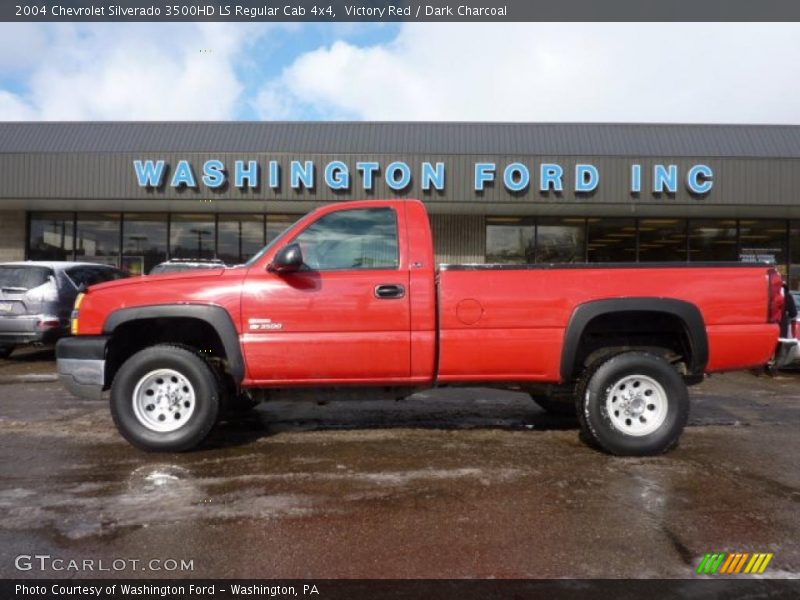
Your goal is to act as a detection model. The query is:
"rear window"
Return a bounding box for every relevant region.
[66,266,126,288]
[0,266,53,290]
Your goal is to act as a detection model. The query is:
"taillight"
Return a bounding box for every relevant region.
[37,316,61,330]
[767,269,784,324]
[70,292,85,335]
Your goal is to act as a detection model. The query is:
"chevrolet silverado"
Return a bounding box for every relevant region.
[56,199,792,455]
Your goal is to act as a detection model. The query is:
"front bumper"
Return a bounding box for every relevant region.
[55,336,108,400]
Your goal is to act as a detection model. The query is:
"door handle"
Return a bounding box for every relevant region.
[374,284,406,299]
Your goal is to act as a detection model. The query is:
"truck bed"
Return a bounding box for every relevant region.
[436,262,777,383]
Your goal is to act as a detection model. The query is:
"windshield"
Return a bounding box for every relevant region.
[244,220,298,267]
[0,266,53,290]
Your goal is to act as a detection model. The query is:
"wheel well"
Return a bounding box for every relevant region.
[569,311,694,381]
[105,318,228,388]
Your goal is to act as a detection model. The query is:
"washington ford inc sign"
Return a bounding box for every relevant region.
[133,159,715,195]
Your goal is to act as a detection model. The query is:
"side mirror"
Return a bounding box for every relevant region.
[269,243,304,274]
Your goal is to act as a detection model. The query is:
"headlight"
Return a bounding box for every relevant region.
[70,293,85,335]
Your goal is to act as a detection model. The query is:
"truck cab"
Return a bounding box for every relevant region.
[240,200,435,385]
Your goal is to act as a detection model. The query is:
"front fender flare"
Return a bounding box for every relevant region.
[103,304,244,384]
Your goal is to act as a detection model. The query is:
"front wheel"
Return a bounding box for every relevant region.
[577,351,689,456]
[0,345,14,359]
[110,345,221,452]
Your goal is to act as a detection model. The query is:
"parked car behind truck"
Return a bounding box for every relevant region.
[0,261,126,358]
[56,200,794,456]
[149,258,227,275]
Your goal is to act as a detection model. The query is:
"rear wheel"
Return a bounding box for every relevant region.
[111,345,221,452]
[576,351,689,456]
[0,345,13,359]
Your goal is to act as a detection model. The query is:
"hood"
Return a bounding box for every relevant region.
[88,267,227,292]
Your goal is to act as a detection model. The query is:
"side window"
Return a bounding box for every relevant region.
[294,208,399,271]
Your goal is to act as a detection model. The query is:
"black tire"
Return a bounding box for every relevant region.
[110,344,221,452]
[0,345,13,359]
[576,351,689,456]
[530,394,576,417]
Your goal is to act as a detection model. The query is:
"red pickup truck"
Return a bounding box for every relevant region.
[56,199,792,456]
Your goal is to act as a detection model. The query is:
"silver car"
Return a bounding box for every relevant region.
[0,261,126,358]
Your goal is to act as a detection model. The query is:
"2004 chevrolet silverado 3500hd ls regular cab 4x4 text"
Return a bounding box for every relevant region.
[56,199,795,455]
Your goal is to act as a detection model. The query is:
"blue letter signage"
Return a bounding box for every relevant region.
[133,159,714,197]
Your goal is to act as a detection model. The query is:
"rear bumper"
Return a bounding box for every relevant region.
[56,336,108,400]
[0,315,67,346]
[774,337,799,369]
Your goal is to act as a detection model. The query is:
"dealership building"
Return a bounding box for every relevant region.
[1,121,800,287]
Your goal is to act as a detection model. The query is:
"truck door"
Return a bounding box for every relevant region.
[241,206,411,383]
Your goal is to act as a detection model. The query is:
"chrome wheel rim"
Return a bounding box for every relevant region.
[132,369,196,433]
[605,374,668,437]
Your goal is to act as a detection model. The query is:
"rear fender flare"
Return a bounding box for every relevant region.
[560,298,708,381]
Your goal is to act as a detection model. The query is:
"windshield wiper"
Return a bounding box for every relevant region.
[1,286,28,293]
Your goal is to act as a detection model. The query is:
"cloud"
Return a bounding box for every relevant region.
[0,24,49,72]
[0,23,267,120]
[255,23,800,123]
[0,91,37,120]
[6,23,800,123]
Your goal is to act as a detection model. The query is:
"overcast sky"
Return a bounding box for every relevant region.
[1,22,799,123]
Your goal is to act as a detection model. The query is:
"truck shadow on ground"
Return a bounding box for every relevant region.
[206,390,578,449]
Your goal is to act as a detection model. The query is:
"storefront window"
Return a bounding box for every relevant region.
[218,215,265,265]
[788,221,800,290]
[75,213,121,266]
[486,217,535,263]
[26,212,796,275]
[587,218,636,262]
[123,213,167,275]
[738,220,786,271]
[689,219,738,261]
[28,212,74,261]
[639,219,687,262]
[170,214,215,259]
[537,218,585,263]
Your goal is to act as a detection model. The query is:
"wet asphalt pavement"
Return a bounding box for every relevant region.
[0,347,799,579]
